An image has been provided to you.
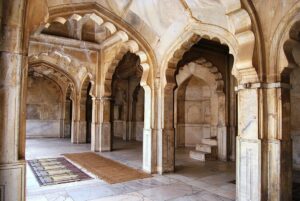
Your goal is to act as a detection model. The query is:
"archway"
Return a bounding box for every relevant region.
[63,85,74,139]
[78,75,95,144]
[101,41,153,173]
[26,71,64,140]
[158,16,257,201]
[106,52,145,169]
[163,39,237,196]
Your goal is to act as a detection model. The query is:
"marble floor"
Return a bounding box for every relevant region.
[26,138,236,201]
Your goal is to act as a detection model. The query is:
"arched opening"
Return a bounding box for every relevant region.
[86,83,93,143]
[108,52,145,170]
[63,85,73,139]
[164,38,237,199]
[79,76,94,145]
[26,72,64,140]
[25,65,78,161]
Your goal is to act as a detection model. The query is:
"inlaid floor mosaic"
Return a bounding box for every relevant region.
[27,157,91,186]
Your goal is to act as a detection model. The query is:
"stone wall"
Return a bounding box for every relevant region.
[26,76,63,138]
[177,76,212,147]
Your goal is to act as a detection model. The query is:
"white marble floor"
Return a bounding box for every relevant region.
[26,138,236,201]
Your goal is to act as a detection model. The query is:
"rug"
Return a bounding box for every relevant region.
[27,157,91,186]
[63,152,151,184]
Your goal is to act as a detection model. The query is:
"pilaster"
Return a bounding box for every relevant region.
[0,1,27,201]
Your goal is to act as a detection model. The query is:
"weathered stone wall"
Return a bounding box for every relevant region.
[177,76,212,147]
[26,76,63,138]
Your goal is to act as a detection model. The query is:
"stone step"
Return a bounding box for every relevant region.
[195,144,212,153]
[201,138,218,146]
[189,150,206,161]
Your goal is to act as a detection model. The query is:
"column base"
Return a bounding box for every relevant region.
[157,128,175,174]
[236,137,261,201]
[99,122,111,152]
[0,161,26,201]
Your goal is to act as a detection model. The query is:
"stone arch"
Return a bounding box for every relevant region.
[161,22,257,86]
[28,2,158,173]
[75,73,96,144]
[80,73,96,99]
[102,46,153,172]
[28,50,90,92]
[266,3,300,200]
[36,3,158,83]
[28,59,81,143]
[26,71,66,139]
[269,2,300,82]
[267,2,300,82]
[176,58,225,92]
[159,18,257,172]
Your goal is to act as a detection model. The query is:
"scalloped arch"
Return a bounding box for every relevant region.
[269,2,300,82]
[176,58,225,92]
[161,20,257,86]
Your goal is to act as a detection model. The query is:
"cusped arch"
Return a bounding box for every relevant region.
[29,50,91,91]
[161,20,257,86]
[80,73,96,99]
[33,4,158,109]
[270,3,300,81]
[28,60,78,95]
[176,58,225,93]
[102,40,150,97]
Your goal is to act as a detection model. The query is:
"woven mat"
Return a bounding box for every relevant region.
[63,152,151,184]
[27,157,91,186]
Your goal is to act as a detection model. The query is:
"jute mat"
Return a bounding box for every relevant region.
[63,152,151,184]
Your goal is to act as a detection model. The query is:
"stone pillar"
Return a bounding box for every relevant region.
[217,93,227,161]
[98,96,112,151]
[236,82,293,201]
[78,95,87,143]
[264,83,292,200]
[91,97,99,151]
[160,82,176,173]
[63,99,72,138]
[0,1,27,200]
[236,85,261,201]
[60,97,66,138]
[71,97,80,143]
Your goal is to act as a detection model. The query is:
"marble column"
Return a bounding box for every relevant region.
[236,86,261,201]
[264,83,292,200]
[71,97,80,143]
[98,96,112,151]
[160,82,176,173]
[60,97,66,138]
[91,97,99,151]
[142,85,154,173]
[236,82,293,201]
[0,1,27,201]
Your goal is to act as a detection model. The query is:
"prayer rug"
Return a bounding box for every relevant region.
[27,157,91,186]
[63,152,151,184]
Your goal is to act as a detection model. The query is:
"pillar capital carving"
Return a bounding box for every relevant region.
[100,96,112,101]
[235,82,291,91]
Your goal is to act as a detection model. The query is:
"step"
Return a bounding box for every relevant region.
[195,144,212,153]
[189,150,206,161]
[201,138,218,146]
